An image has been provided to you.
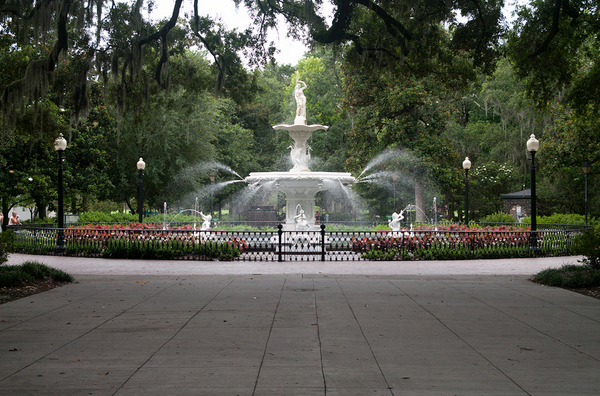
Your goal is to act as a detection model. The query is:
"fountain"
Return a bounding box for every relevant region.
[163,78,436,232]
[245,75,355,230]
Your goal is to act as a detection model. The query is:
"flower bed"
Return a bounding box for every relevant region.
[12,224,247,261]
[351,226,576,260]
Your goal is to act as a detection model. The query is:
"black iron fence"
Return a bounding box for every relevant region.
[7,224,581,261]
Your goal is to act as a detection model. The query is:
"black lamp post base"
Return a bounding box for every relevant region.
[55,233,65,254]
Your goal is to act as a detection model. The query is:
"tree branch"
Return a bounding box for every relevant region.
[136,0,183,85]
[529,0,562,58]
[1,0,73,115]
[353,0,412,41]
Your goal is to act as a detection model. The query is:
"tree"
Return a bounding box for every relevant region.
[469,161,520,218]
[507,0,600,111]
[0,100,66,225]
[343,66,463,221]
[243,0,504,74]
[64,85,116,213]
[0,0,506,128]
[445,59,550,179]
[536,104,600,217]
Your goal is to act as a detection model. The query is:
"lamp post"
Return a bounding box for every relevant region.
[392,174,398,213]
[527,134,539,251]
[582,159,592,226]
[462,157,471,225]
[209,171,216,218]
[137,158,146,224]
[54,133,67,253]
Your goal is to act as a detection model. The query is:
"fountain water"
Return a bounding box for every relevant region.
[433,197,438,229]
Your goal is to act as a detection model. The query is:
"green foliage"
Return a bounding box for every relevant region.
[0,261,74,287]
[360,243,535,261]
[63,83,116,206]
[521,213,587,226]
[343,64,462,217]
[0,229,13,265]
[470,162,520,217]
[532,265,600,289]
[460,60,546,169]
[101,239,240,261]
[573,228,600,270]
[479,212,517,224]
[536,104,599,217]
[507,1,600,111]
[78,211,138,224]
[0,99,66,219]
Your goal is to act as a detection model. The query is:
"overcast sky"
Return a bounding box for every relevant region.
[152,0,320,66]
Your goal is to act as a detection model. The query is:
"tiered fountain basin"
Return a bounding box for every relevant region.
[245,171,355,230]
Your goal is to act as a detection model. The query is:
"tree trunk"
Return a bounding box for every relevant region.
[415,179,425,223]
[1,198,7,231]
[37,204,47,219]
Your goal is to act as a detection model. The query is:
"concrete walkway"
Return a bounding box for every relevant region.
[1,254,599,395]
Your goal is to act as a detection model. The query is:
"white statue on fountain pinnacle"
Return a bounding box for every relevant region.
[294,79,308,125]
[272,73,328,172]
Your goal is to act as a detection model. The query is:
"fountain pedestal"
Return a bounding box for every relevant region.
[245,171,355,230]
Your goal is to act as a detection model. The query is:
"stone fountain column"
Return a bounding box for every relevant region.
[271,123,329,230]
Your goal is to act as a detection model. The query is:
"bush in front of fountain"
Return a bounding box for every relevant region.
[350,224,574,260]
[97,236,243,260]
[10,223,246,261]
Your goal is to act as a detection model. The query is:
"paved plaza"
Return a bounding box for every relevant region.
[1,254,599,395]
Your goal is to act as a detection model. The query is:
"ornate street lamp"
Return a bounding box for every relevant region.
[209,171,216,219]
[527,134,540,251]
[582,159,592,227]
[54,133,67,253]
[462,157,471,225]
[392,174,398,213]
[137,158,146,223]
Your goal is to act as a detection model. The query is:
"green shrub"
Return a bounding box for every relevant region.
[326,213,354,222]
[532,264,600,288]
[101,240,130,258]
[522,213,586,226]
[100,238,240,260]
[479,212,516,223]
[78,211,138,224]
[573,227,600,269]
[0,229,14,265]
[0,261,74,287]
[0,269,35,286]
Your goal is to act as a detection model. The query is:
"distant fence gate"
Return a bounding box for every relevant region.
[8,224,582,262]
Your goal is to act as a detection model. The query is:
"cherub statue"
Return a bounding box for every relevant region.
[388,210,405,231]
[199,212,212,231]
[294,208,311,231]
